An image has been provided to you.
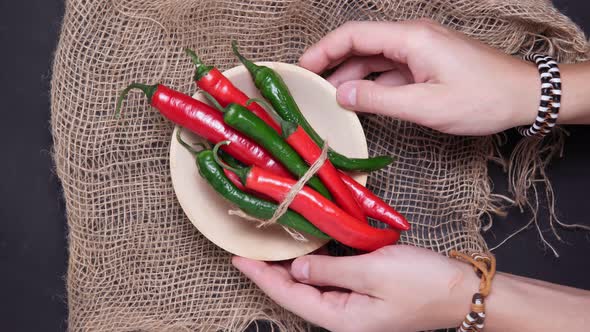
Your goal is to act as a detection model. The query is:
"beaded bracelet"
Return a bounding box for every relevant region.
[517,53,561,137]
[449,251,497,332]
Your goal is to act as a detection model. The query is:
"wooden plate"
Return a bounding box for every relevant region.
[170,62,368,261]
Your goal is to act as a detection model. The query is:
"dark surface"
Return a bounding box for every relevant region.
[0,0,68,331]
[484,127,590,288]
[0,1,589,331]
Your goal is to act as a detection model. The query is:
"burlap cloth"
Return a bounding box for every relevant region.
[50,0,589,331]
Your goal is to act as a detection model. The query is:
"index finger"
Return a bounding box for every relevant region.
[299,21,415,74]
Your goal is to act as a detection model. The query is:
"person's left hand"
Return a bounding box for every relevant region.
[232,245,479,332]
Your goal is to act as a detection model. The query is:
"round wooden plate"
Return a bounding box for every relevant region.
[170,62,368,261]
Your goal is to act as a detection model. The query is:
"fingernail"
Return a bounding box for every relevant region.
[337,82,357,108]
[231,255,242,266]
[291,259,310,281]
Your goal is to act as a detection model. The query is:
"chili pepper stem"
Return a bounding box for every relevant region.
[212,141,249,183]
[246,97,288,134]
[201,91,226,112]
[193,141,211,149]
[218,150,246,168]
[115,83,158,118]
[176,127,208,155]
[244,97,299,136]
[231,40,261,75]
[185,48,214,81]
[279,120,299,138]
[245,97,281,122]
[245,97,272,112]
[184,48,204,67]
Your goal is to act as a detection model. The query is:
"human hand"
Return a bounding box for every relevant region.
[298,20,541,136]
[232,245,478,332]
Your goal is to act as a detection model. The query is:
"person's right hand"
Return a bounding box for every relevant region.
[298,20,541,136]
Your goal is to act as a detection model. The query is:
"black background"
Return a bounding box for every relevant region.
[1,1,589,331]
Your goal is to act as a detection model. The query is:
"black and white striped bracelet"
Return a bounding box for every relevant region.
[517,53,561,137]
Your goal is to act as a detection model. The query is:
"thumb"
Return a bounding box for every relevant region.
[290,254,378,295]
[336,80,443,124]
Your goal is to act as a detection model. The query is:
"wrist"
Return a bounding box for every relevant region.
[508,60,541,129]
[434,259,481,329]
[513,61,590,128]
[555,62,590,125]
[484,273,590,332]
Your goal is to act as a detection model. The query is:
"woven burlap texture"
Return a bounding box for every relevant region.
[50,0,588,331]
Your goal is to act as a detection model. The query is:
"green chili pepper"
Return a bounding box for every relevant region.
[231,41,395,172]
[204,93,333,200]
[177,131,330,240]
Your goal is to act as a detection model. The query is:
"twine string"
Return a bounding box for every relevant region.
[229,141,330,242]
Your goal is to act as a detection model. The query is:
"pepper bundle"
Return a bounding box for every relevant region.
[116,42,411,252]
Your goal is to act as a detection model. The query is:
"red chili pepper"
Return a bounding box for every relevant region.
[186,49,282,133]
[339,173,410,231]
[283,124,367,222]
[223,168,275,201]
[280,122,409,230]
[240,165,400,251]
[116,83,291,178]
[244,166,400,251]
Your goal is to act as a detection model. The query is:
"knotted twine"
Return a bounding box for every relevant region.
[228,141,330,242]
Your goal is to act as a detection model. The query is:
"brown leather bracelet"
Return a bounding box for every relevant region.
[450,251,497,331]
